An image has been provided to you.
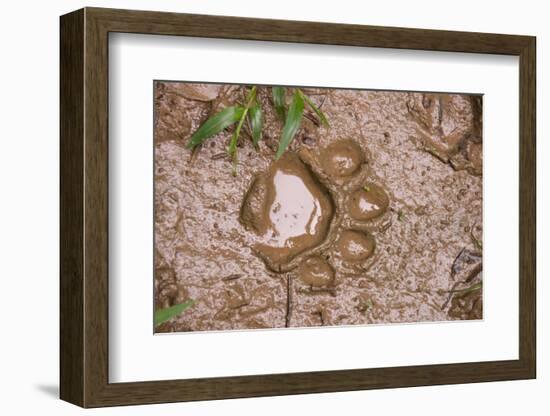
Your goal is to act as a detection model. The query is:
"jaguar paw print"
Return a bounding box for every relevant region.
[239,138,391,284]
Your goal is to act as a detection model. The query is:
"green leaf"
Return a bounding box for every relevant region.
[154,300,194,327]
[186,106,244,149]
[227,87,257,176]
[299,89,329,127]
[449,282,482,295]
[249,102,263,147]
[272,86,286,120]
[275,90,304,160]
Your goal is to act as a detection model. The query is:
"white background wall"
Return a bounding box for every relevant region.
[0,0,546,414]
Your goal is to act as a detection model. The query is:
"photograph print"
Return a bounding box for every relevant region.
[153,82,483,333]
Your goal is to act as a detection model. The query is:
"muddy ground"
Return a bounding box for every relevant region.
[154,82,483,333]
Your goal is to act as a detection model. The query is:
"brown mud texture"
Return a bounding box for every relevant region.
[154,82,483,333]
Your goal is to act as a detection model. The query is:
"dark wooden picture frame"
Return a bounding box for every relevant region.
[60,7,536,408]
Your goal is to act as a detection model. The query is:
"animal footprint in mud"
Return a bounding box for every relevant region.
[240,139,391,289]
[407,92,483,176]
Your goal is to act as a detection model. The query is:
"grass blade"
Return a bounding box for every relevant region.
[227,87,257,176]
[470,223,483,251]
[449,282,482,295]
[299,89,329,127]
[154,300,194,327]
[276,90,304,160]
[272,86,286,120]
[249,102,263,147]
[186,106,244,149]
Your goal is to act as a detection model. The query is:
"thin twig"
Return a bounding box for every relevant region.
[303,111,320,127]
[298,287,337,297]
[211,152,228,160]
[315,310,325,326]
[450,247,466,279]
[222,274,242,282]
[441,281,482,310]
[318,94,327,109]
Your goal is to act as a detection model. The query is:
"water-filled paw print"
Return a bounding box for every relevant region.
[239,139,391,288]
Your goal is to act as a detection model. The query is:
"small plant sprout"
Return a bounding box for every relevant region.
[397,210,405,221]
[227,86,258,175]
[186,85,329,172]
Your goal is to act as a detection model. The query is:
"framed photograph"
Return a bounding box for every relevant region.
[60,7,536,407]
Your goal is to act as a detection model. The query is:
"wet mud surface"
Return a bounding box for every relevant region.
[154,82,483,332]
